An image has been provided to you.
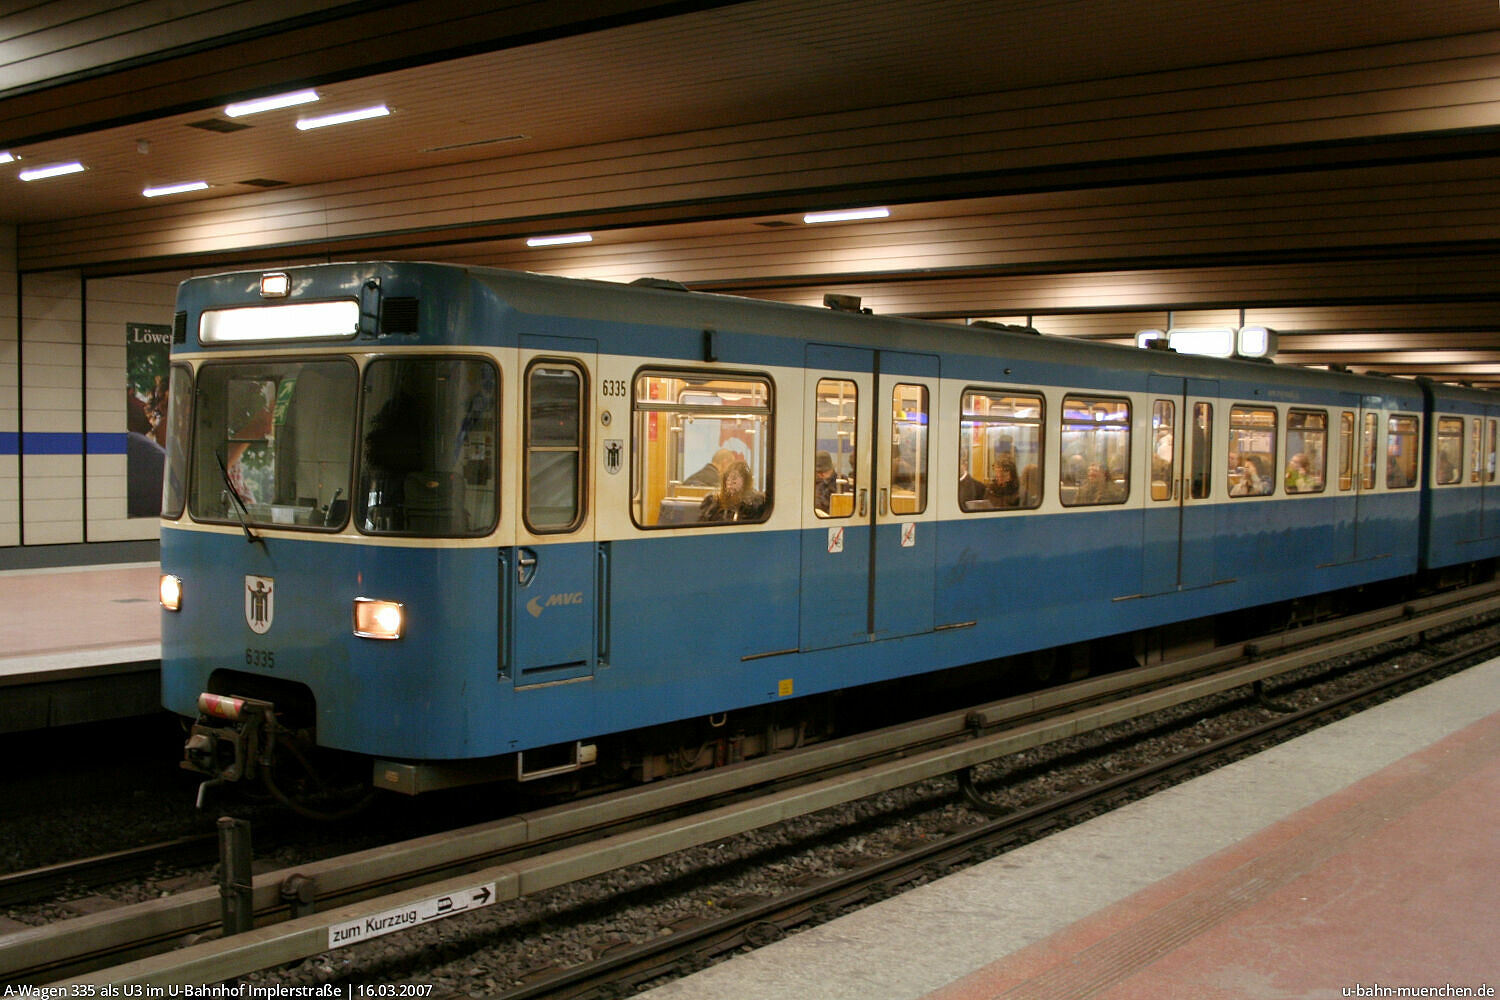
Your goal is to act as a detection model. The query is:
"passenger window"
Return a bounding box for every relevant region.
[631,371,772,528]
[1189,402,1212,499]
[1151,400,1175,501]
[1360,413,1378,490]
[1060,396,1129,506]
[1436,417,1464,486]
[524,362,586,532]
[890,384,929,514]
[814,379,857,518]
[960,390,1043,511]
[1284,410,1327,494]
[1339,412,1355,491]
[1227,406,1277,497]
[1386,415,1419,489]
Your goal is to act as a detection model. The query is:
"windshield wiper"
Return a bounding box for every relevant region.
[215,449,264,546]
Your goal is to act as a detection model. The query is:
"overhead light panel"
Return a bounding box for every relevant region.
[19,161,85,181]
[225,89,320,117]
[143,181,209,198]
[0,152,13,164]
[296,104,390,131]
[1135,326,1278,360]
[803,207,891,224]
[527,233,593,247]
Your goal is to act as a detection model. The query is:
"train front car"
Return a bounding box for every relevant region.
[160,263,513,816]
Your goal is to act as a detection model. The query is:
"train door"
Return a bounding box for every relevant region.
[874,352,940,639]
[1482,410,1500,537]
[1351,397,1381,561]
[800,346,874,650]
[1142,377,1217,594]
[506,337,599,686]
[798,347,938,648]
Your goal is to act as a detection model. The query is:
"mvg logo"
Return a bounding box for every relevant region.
[526,592,585,618]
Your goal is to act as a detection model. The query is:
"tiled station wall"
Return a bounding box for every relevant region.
[1,248,183,549]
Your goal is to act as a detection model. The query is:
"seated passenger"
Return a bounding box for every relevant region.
[813,450,836,513]
[1285,452,1313,493]
[1073,463,1115,504]
[699,460,767,522]
[1232,456,1272,496]
[1018,463,1041,508]
[985,455,1020,507]
[684,448,736,488]
[1437,452,1458,484]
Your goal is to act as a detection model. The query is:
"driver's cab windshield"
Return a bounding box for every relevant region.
[188,359,357,529]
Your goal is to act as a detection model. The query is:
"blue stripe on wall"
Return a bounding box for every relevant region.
[0,432,131,456]
[88,433,127,454]
[22,432,83,454]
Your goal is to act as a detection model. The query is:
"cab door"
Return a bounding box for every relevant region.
[506,337,598,686]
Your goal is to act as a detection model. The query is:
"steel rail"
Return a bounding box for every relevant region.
[502,634,1500,1000]
[20,582,1500,987]
[0,835,220,909]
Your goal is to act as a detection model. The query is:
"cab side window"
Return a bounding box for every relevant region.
[524,361,587,532]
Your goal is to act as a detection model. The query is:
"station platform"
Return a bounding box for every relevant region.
[643,655,1500,1000]
[0,562,162,732]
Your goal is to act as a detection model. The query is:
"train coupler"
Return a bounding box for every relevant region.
[182,693,278,806]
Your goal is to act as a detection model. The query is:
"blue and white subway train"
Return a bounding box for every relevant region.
[157,262,1500,811]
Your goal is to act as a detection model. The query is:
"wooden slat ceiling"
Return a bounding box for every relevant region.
[6,0,1500,381]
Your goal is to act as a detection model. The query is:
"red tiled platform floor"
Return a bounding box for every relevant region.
[929,710,1500,1000]
[0,564,159,663]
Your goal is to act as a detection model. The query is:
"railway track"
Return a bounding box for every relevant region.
[12,580,1500,989]
[498,628,1500,1000]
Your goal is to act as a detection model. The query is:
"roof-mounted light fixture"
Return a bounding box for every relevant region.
[143,181,209,198]
[803,206,890,224]
[0,152,13,165]
[526,233,593,247]
[1135,326,1278,360]
[19,161,85,181]
[225,89,320,118]
[296,104,390,131]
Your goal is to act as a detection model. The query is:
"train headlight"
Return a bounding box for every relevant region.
[353,598,404,640]
[160,574,183,611]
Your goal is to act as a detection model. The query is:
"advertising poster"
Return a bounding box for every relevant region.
[125,322,172,517]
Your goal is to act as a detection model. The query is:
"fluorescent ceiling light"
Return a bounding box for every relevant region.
[296,105,390,131]
[526,233,593,247]
[225,89,320,117]
[19,161,85,181]
[143,180,209,198]
[0,152,13,164]
[803,206,891,224]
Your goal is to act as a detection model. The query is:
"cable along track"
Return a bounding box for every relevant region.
[13,581,1500,988]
